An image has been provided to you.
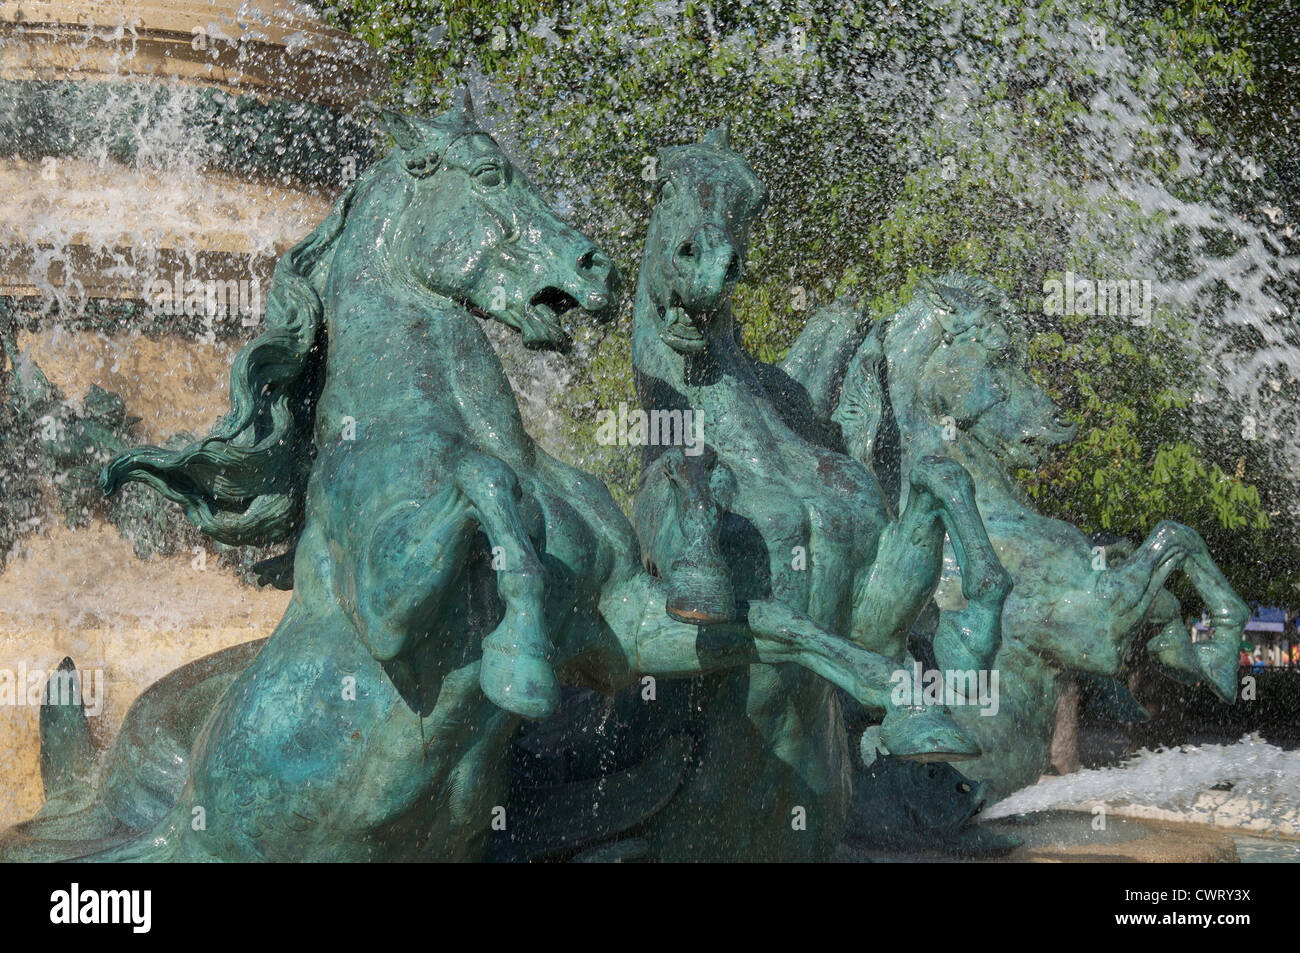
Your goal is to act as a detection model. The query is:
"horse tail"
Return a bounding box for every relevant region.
[101,177,365,547]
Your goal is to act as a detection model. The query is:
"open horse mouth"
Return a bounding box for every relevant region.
[1013,416,1079,464]
[516,286,579,350]
[469,282,612,353]
[511,285,610,352]
[659,292,708,352]
[970,401,1078,466]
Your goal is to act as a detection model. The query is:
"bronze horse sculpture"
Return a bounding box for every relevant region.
[620,127,1014,860]
[832,274,1246,813]
[0,101,976,862]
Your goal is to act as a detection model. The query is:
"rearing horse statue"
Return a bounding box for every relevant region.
[832,274,1246,806]
[626,127,1013,860]
[1,100,964,862]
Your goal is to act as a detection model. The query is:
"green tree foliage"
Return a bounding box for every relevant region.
[320,0,1297,604]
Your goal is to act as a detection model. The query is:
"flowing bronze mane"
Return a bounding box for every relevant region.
[100,173,368,545]
[840,273,1026,472]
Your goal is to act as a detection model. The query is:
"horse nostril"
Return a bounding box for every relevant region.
[578,246,599,270]
[725,252,740,282]
[677,241,697,260]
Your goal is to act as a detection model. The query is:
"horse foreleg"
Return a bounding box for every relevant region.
[1101,521,1245,702]
[354,484,478,661]
[907,457,1012,672]
[848,486,945,657]
[451,454,559,720]
[354,453,557,720]
[1143,587,1201,686]
[746,600,980,762]
[631,446,736,624]
[600,574,979,762]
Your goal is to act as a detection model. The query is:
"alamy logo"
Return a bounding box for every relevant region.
[146,269,262,322]
[0,664,103,716]
[890,662,1000,716]
[50,883,151,933]
[595,402,704,456]
[1042,271,1153,325]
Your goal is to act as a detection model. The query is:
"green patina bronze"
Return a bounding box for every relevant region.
[0,101,980,862]
[832,275,1246,850]
[621,128,1013,860]
[2,101,1246,862]
[846,750,1019,856]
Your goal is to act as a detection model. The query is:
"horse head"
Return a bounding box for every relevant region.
[382,93,618,350]
[838,274,1076,473]
[638,122,768,353]
[102,95,619,550]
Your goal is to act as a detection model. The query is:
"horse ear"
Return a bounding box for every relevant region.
[922,277,974,335]
[655,145,684,182]
[456,86,476,116]
[704,120,731,149]
[381,110,425,152]
[920,276,955,310]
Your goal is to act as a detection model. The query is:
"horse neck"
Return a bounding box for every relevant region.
[316,168,536,464]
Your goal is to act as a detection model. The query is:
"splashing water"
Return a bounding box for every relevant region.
[327,0,1299,526]
[987,735,1300,841]
[2,0,1297,842]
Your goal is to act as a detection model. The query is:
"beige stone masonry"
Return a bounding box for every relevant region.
[0,522,288,828]
[0,1,386,108]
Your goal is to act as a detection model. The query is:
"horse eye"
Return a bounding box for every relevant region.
[475,165,504,187]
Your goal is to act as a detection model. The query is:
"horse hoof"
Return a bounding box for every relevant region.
[665,601,735,626]
[1195,642,1239,704]
[1146,628,1202,684]
[881,706,981,763]
[480,629,560,720]
[664,557,736,625]
[1150,658,1202,688]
